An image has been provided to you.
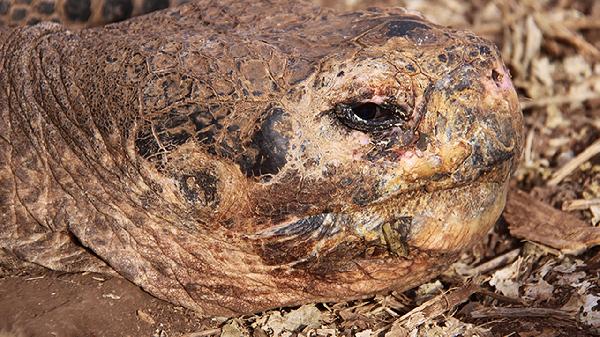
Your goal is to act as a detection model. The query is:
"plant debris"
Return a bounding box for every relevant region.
[505,189,600,254]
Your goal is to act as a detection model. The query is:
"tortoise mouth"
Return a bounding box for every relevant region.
[250,167,509,269]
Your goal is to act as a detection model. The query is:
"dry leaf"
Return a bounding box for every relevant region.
[415,280,444,305]
[282,304,322,331]
[523,279,554,303]
[562,293,600,328]
[261,305,322,335]
[221,319,248,337]
[355,329,372,337]
[489,257,523,298]
[524,15,543,70]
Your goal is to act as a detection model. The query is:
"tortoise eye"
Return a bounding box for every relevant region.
[352,102,380,120]
[335,102,410,132]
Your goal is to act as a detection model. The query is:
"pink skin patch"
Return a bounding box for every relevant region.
[484,65,515,93]
[353,131,371,145]
[348,131,371,160]
[361,95,387,105]
[399,148,424,159]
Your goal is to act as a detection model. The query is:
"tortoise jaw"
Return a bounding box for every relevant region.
[251,168,509,267]
[358,168,510,255]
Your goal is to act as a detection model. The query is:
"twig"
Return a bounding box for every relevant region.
[524,129,535,167]
[477,289,523,305]
[548,138,600,186]
[183,328,222,337]
[564,17,600,31]
[385,283,480,336]
[464,17,600,36]
[470,306,574,321]
[520,92,600,109]
[534,13,600,61]
[25,275,45,281]
[384,307,399,317]
[562,198,600,211]
[459,248,521,277]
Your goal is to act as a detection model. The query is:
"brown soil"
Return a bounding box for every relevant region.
[0,270,210,337]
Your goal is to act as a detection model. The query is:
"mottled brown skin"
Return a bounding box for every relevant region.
[0,0,523,316]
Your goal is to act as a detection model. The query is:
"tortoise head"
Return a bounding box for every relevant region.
[116,4,522,302]
[245,14,522,269]
[2,2,524,316]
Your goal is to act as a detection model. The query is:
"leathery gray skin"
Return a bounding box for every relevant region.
[0,0,523,316]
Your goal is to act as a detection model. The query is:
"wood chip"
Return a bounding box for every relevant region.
[102,293,121,300]
[524,129,535,167]
[465,17,600,37]
[316,328,337,336]
[136,309,156,325]
[504,189,600,255]
[534,13,600,61]
[520,92,600,110]
[25,275,45,281]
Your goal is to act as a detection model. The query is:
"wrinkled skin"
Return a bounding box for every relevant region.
[0,0,523,316]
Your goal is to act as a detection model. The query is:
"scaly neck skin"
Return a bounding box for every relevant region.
[0,23,262,315]
[2,24,136,195]
[1,21,256,237]
[0,27,5,63]
[0,22,189,268]
[0,24,108,274]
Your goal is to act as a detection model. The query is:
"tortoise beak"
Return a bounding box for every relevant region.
[467,63,522,172]
[421,60,523,184]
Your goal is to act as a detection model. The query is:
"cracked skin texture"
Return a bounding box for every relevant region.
[0,0,523,316]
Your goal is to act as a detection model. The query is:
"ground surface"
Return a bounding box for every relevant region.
[0,271,207,337]
[1,0,600,336]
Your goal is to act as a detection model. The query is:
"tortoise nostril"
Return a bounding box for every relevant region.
[491,69,503,87]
